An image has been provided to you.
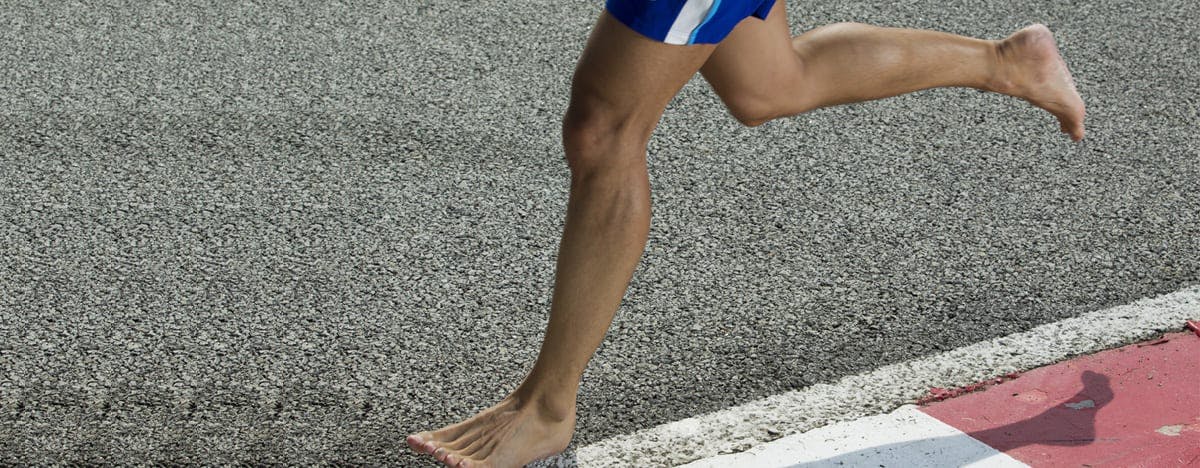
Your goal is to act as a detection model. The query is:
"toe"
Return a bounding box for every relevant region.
[406,434,422,451]
[434,446,453,464]
[1070,120,1089,139]
[407,432,434,454]
[456,457,482,468]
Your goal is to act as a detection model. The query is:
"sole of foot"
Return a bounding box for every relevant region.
[998,24,1087,141]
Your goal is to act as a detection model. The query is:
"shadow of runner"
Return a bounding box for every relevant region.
[966,370,1114,452]
[791,371,1113,467]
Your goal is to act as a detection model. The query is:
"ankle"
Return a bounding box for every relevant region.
[987,39,1017,95]
[512,384,577,422]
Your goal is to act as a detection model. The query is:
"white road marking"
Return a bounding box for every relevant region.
[574,286,1200,467]
[679,405,1027,468]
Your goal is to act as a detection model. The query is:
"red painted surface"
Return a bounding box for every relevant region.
[921,330,1200,467]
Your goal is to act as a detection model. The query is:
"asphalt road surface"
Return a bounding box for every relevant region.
[1,0,1197,465]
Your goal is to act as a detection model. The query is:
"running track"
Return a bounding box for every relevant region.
[1,0,1197,465]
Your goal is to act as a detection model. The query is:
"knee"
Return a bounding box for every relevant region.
[724,96,777,127]
[561,99,654,174]
[720,67,812,127]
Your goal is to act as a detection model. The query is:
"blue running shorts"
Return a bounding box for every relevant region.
[606,0,778,45]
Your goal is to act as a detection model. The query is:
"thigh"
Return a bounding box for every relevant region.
[568,10,717,132]
[698,1,811,114]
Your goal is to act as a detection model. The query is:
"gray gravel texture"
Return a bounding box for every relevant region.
[1,0,1197,466]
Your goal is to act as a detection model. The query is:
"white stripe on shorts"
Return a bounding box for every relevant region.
[664,0,716,45]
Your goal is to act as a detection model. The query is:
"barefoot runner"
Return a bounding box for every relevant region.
[408,0,1085,466]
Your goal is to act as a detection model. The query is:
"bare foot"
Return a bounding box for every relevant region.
[994,24,1087,141]
[406,392,576,468]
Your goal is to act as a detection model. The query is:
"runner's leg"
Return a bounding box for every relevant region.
[407,11,716,468]
[699,1,1085,140]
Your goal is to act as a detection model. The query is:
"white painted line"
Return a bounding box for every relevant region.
[574,285,1200,467]
[679,405,1027,468]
